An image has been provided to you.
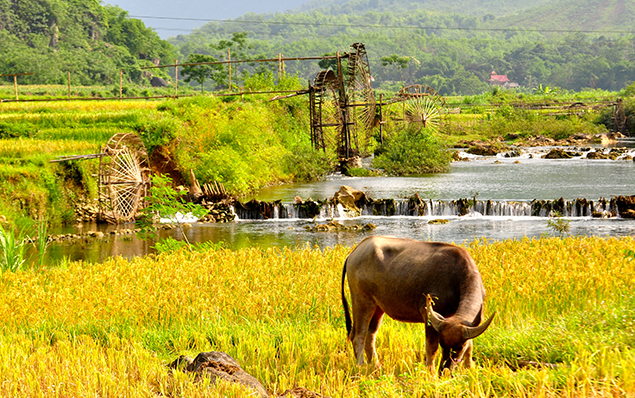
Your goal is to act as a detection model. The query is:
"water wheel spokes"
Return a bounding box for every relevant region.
[346,43,376,154]
[390,85,445,132]
[99,133,150,223]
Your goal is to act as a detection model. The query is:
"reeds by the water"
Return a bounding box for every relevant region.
[0,236,633,397]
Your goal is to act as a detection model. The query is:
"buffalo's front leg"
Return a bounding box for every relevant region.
[459,340,473,369]
[424,324,440,373]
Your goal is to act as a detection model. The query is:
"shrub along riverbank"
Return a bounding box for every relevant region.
[0,236,633,396]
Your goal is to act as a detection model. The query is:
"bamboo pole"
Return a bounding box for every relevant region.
[228,49,232,91]
[0,72,34,100]
[308,79,314,149]
[140,54,350,70]
[174,59,178,97]
[67,70,71,99]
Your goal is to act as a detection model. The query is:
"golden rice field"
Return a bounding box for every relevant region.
[0,138,100,157]
[0,236,634,397]
[0,98,159,113]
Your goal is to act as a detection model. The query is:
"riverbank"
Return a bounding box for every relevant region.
[1,236,633,396]
[0,87,324,228]
[0,85,631,231]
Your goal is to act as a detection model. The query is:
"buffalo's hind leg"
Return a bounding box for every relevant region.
[351,298,379,366]
[364,307,385,367]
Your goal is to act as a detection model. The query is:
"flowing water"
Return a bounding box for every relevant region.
[44,143,635,264]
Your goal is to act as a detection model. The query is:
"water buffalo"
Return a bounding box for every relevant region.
[341,236,495,373]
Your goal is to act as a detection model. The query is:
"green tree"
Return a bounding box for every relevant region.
[210,31,253,89]
[373,125,451,175]
[381,54,411,84]
[181,53,222,92]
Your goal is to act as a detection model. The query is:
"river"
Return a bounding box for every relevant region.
[44,143,635,264]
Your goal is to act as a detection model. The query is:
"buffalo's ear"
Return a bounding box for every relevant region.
[462,312,495,339]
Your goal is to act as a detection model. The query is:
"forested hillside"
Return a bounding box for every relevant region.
[2,0,634,94]
[491,0,635,33]
[294,0,551,17]
[0,0,174,85]
[170,0,635,94]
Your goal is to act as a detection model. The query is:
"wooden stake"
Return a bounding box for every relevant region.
[119,69,123,99]
[13,75,18,100]
[379,93,384,145]
[228,49,232,91]
[278,53,282,80]
[174,59,178,98]
[67,70,71,99]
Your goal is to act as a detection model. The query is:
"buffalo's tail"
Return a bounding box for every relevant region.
[341,259,352,339]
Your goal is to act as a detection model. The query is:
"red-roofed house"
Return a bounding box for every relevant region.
[488,71,519,88]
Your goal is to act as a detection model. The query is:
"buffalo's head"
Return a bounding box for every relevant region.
[426,294,495,372]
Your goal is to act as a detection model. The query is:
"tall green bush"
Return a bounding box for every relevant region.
[0,224,27,272]
[373,125,451,175]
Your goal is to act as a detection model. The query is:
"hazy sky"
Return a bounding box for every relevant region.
[106,0,310,39]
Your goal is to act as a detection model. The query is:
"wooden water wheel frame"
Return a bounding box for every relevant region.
[310,70,346,154]
[98,133,151,223]
[310,43,376,158]
[389,85,446,131]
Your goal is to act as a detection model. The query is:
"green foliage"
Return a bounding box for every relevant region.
[152,236,189,253]
[0,224,27,272]
[153,236,225,254]
[373,125,452,175]
[282,144,336,182]
[445,102,610,142]
[135,114,180,154]
[181,53,222,92]
[169,3,635,95]
[136,173,208,250]
[535,84,560,95]
[0,1,174,85]
[381,54,411,70]
[171,95,310,195]
[243,71,303,92]
[547,212,571,237]
[34,220,49,269]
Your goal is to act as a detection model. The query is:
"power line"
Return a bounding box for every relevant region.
[130,14,635,35]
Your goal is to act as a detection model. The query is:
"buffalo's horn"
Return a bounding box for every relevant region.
[425,294,445,331]
[462,312,496,339]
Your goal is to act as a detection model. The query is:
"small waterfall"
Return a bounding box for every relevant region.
[232,197,625,220]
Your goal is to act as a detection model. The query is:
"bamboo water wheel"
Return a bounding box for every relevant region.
[98,133,151,223]
[389,85,445,131]
[310,69,345,153]
[310,43,377,158]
